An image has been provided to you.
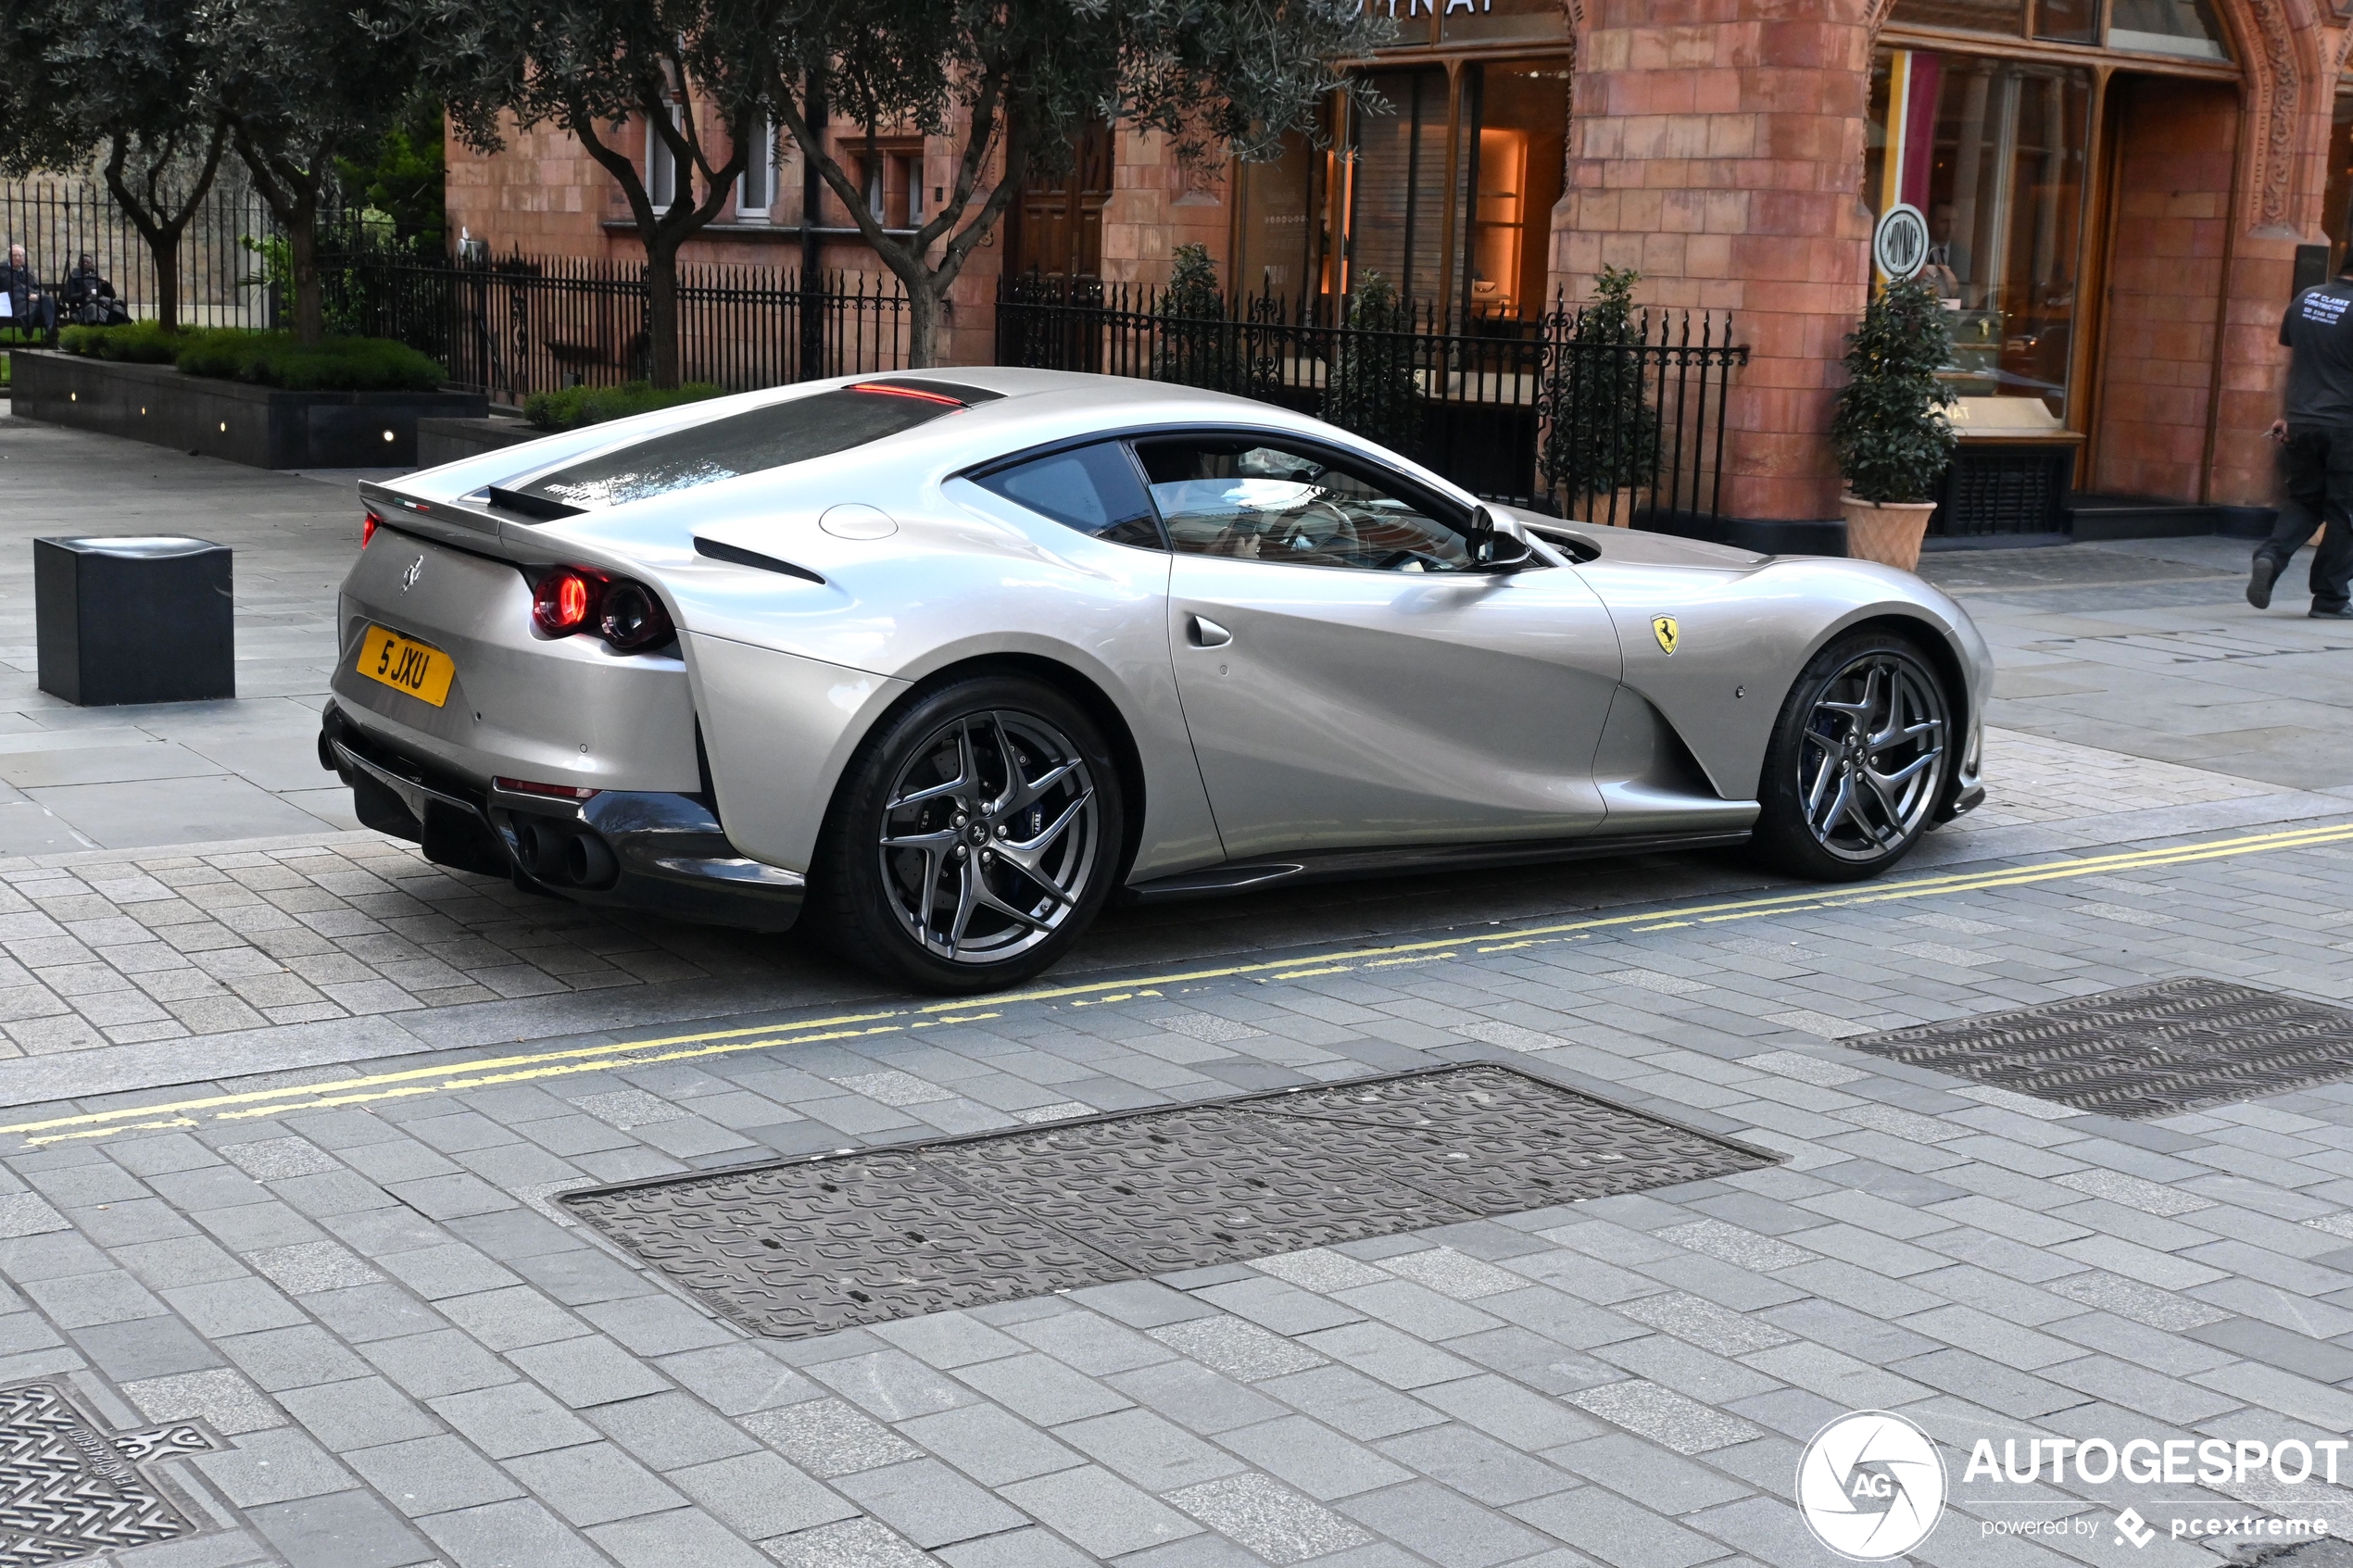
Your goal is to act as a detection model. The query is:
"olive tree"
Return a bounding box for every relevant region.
[207,0,424,343]
[0,0,231,331]
[762,0,1387,368]
[422,0,775,387]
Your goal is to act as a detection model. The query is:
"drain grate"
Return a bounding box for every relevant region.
[563,1064,1770,1338]
[0,1383,211,1567]
[1848,978,2353,1119]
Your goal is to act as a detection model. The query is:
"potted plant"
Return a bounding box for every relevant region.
[1541,266,1662,526]
[1831,274,1957,570]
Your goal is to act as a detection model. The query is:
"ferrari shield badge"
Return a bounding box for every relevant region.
[1653,615,1680,655]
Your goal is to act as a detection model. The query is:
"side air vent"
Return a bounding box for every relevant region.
[695,537,825,583]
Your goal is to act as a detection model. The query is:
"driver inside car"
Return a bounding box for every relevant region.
[1138,440,1476,571]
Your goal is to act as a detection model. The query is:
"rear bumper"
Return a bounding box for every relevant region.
[320,705,802,933]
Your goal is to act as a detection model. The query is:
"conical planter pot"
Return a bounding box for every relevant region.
[1841,495,1938,571]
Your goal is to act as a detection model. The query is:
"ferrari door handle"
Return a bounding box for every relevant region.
[1188,615,1232,648]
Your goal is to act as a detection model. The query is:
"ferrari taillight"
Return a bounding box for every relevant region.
[361,511,379,548]
[532,566,673,651]
[533,567,600,635]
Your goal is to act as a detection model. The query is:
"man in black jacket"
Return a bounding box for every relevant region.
[58,256,121,326]
[2253,257,2353,618]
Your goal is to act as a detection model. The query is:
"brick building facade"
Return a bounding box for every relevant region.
[446,0,2347,548]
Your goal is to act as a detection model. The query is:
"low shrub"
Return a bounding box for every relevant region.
[59,320,182,362]
[61,323,445,392]
[524,380,724,431]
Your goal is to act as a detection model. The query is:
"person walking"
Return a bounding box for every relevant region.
[2251,256,2353,618]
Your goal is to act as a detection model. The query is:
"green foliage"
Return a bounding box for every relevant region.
[523,380,724,431]
[1832,275,1957,506]
[1541,265,1661,503]
[64,323,443,390]
[61,320,183,361]
[336,93,448,252]
[1151,244,1274,398]
[1320,270,1420,455]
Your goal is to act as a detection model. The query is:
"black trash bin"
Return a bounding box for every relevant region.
[35,535,235,705]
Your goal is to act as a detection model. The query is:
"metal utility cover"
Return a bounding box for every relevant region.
[0,1383,211,1567]
[1848,978,2353,1119]
[564,1064,1771,1339]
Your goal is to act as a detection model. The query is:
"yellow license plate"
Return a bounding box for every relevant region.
[356,625,455,708]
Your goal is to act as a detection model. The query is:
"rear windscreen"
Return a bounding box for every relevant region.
[500,387,967,516]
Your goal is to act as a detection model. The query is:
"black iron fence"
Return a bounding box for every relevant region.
[323,250,911,405]
[0,177,282,333]
[997,274,1748,523]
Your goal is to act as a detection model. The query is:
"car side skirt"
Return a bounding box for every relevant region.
[1120,828,1757,903]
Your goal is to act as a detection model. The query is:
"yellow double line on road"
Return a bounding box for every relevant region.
[9,818,2352,1148]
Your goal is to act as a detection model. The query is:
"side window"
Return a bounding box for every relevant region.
[975,442,1164,549]
[1133,436,1474,571]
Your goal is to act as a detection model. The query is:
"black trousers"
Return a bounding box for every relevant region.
[2261,423,2353,611]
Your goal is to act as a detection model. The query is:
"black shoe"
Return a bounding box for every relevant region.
[2248,556,2280,608]
[2313,603,2353,619]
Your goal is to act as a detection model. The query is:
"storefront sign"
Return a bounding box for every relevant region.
[1873,203,1930,282]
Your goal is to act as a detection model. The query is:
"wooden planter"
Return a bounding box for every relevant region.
[10,351,486,469]
[1840,495,1938,571]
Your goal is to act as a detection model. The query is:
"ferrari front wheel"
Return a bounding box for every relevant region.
[1754,632,1952,882]
[812,676,1123,993]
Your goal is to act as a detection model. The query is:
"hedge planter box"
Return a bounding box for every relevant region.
[11,351,487,469]
[417,415,542,470]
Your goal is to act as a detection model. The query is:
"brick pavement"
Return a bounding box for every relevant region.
[1,817,2351,1566]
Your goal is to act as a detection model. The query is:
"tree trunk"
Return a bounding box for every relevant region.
[288,208,323,344]
[905,281,940,370]
[646,240,682,389]
[152,239,182,333]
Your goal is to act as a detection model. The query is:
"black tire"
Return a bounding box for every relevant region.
[811,675,1124,993]
[1754,631,1953,882]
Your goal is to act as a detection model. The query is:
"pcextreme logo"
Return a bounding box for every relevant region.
[1795,1411,1947,1561]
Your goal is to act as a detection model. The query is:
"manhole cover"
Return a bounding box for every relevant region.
[0,1383,212,1566]
[1848,979,2353,1119]
[563,1064,1770,1338]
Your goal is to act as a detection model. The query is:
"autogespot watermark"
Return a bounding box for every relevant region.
[1795,1412,2343,1560]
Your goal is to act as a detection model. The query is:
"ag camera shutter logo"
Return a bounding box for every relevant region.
[1797,1411,1947,1560]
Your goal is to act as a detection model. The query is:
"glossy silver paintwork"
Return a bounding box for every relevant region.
[329,368,1992,924]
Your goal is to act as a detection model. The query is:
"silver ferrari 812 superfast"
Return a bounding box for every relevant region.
[322,369,1989,992]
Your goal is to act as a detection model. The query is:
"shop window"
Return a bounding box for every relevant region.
[1464,63,1569,320]
[2108,0,2230,60]
[1887,0,2026,37]
[2325,90,2353,273]
[737,116,774,219]
[1234,134,1320,300]
[1867,51,2092,422]
[1348,69,1458,305]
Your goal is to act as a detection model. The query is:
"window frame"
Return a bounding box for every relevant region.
[647,104,683,214]
[964,437,1168,550]
[737,114,774,219]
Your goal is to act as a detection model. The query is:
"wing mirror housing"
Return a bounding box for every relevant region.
[1466,506,1537,572]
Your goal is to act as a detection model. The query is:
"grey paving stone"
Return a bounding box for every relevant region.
[1338,1479,1555,1568]
[869,1309,1025,1370]
[834,1456,1030,1549]
[1255,1365,1442,1442]
[936,1527,1100,1568]
[245,1487,437,1568]
[668,1449,858,1537]
[1567,1379,1764,1456]
[120,1365,283,1436]
[998,1463,1203,1558]
[1372,1424,1577,1508]
[1220,1415,1414,1500]
[272,1376,438,1449]
[808,1346,983,1421]
[953,1350,1131,1424]
[1149,1318,1327,1383]
[1168,1473,1376,1565]
[895,1402,1084,1486]
[1001,1309,1172,1374]
[506,1333,669,1408]
[762,1517,935,1568]
[1515,1484,1730,1568]
[416,1498,609,1568]
[428,1383,601,1460]
[502,1441,686,1527]
[194,1427,357,1508]
[345,1433,524,1515]
[586,1388,761,1469]
[1056,1406,1246,1491]
[588,1508,774,1568]
[741,1396,923,1478]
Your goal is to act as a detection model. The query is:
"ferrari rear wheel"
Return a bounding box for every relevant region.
[814,676,1123,993]
[1755,632,1951,882]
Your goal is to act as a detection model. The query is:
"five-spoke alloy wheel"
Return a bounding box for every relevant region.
[815,676,1124,992]
[1755,632,1953,881]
